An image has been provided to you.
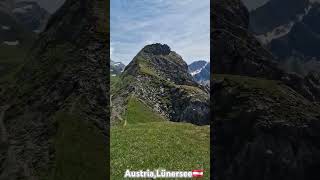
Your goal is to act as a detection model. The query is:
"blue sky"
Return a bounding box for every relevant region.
[111,0,210,65]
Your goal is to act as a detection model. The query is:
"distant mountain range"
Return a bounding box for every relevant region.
[110,59,211,86]
[0,0,50,77]
[14,1,50,33]
[249,0,320,75]
[0,0,50,33]
[110,60,125,76]
[188,60,210,85]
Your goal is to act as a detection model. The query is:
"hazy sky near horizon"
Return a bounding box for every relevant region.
[111,0,210,65]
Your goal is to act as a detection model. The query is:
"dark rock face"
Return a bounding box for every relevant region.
[250,0,309,34]
[0,0,109,179]
[213,0,320,179]
[142,43,171,55]
[13,1,50,32]
[212,0,284,80]
[270,4,320,59]
[0,10,33,45]
[250,1,320,76]
[112,43,209,125]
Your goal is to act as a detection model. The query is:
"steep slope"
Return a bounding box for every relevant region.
[112,43,209,125]
[213,0,320,179]
[0,0,109,179]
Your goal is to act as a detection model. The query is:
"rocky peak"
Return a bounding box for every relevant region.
[212,0,284,80]
[142,43,171,55]
[112,44,209,125]
[125,43,196,86]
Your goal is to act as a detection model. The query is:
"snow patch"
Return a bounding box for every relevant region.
[1,25,10,30]
[12,5,33,14]
[33,29,41,33]
[256,5,312,45]
[255,22,294,44]
[190,62,209,76]
[3,40,19,46]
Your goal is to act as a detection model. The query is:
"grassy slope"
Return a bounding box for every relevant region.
[111,97,210,179]
[0,44,29,79]
[44,110,107,180]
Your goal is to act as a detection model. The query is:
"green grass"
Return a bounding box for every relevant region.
[110,75,120,94]
[111,122,210,179]
[44,111,108,180]
[0,44,29,79]
[214,74,284,97]
[111,97,210,179]
[124,97,165,124]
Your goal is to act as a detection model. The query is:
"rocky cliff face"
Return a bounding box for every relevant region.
[13,1,50,33]
[0,0,109,179]
[213,0,320,179]
[250,0,309,35]
[212,0,284,80]
[249,0,320,76]
[270,3,320,58]
[112,43,209,125]
[0,0,50,33]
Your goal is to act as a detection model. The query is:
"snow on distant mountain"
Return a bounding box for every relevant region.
[188,60,210,85]
[250,0,320,76]
[254,3,312,44]
[111,60,126,76]
[3,40,19,45]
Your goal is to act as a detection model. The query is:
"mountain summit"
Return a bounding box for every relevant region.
[112,43,209,125]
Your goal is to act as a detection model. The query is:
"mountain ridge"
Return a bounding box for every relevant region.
[111,43,209,125]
